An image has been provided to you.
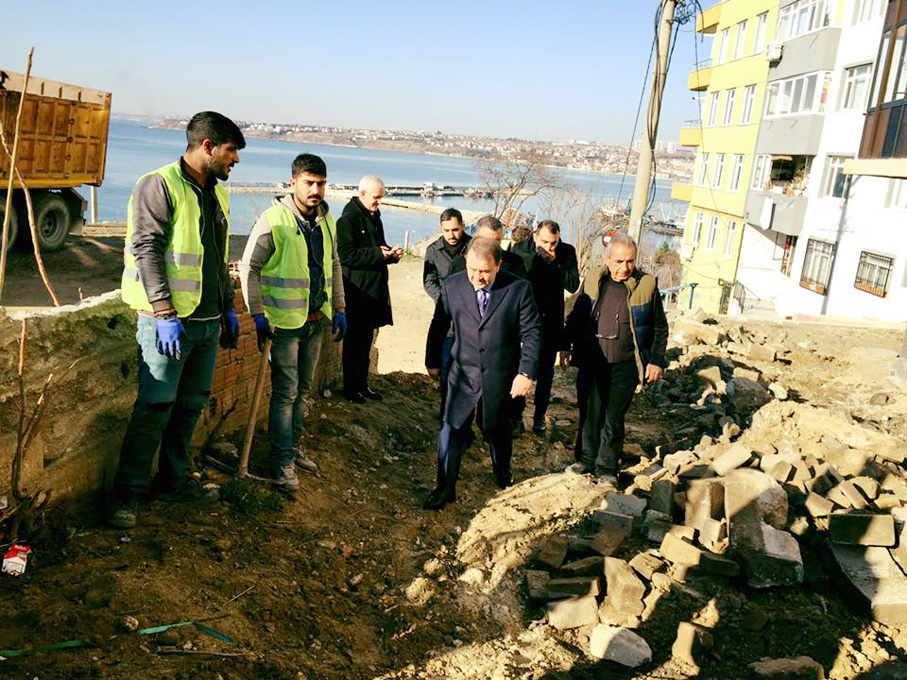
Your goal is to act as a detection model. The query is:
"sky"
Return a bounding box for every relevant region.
[1,0,708,145]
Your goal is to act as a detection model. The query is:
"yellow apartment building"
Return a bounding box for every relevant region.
[674,0,780,312]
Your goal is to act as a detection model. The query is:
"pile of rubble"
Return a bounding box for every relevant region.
[523,311,907,676]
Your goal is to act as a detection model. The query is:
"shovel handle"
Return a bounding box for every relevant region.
[238,337,271,477]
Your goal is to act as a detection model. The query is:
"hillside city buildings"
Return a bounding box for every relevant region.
[676,0,906,323]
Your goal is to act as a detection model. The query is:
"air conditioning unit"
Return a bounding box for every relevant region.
[680,242,696,260]
[765,42,783,62]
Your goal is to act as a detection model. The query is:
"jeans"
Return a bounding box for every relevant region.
[269,322,323,468]
[113,316,220,497]
[581,359,639,473]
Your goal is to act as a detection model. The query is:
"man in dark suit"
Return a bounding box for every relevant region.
[424,237,542,510]
[336,175,402,403]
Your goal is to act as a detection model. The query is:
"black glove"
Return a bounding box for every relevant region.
[219,309,240,350]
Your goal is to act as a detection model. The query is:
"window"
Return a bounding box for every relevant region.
[855,251,895,297]
[723,89,737,125]
[841,64,873,111]
[734,20,748,60]
[707,91,720,126]
[713,153,726,188]
[706,216,719,250]
[690,212,704,244]
[765,72,822,116]
[752,154,769,189]
[823,156,852,198]
[854,0,884,24]
[753,12,769,54]
[724,221,737,257]
[800,239,836,295]
[887,179,907,209]
[730,154,745,191]
[778,0,832,42]
[741,85,757,124]
[718,28,730,64]
[698,153,710,186]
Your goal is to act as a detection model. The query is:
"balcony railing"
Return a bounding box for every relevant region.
[681,119,702,129]
[692,59,712,70]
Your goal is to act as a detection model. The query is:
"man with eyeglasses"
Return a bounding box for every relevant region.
[565,232,668,485]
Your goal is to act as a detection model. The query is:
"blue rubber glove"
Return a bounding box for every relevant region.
[253,313,272,352]
[155,316,184,359]
[220,309,240,349]
[332,311,346,342]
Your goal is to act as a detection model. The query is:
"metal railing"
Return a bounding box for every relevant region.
[681,119,702,128]
[691,58,712,71]
[660,282,699,310]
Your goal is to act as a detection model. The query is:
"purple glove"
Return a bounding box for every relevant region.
[253,313,272,352]
[155,316,184,359]
[332,312,346,342]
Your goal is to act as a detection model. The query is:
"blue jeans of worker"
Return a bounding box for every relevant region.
[113,316,220,498]
[269,322,323,469]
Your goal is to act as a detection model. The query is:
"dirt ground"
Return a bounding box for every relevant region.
[1,237,907,679]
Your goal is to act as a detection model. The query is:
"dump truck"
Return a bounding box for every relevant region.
[0,69,111,251]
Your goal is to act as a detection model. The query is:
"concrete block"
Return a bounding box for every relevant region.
[589,625,653,667]
[660,533,740,577]
[712,443,753,476]
[629,552,666,581]
[725,469,789,552]
[875,494,902,511]
[767,461,794,484]
[733,366,761,382]
[852,477,880,501]
[604,557,646,617]
[525,570,550,600]
[546,576,602,600]
[671,621,713,669]
[673,319,724,346]
[591,510,634,537]
[829,545,907,625]
[700,518,728,553]
[590,524,627,556]
[602,491,647,517]
[547,596,599,630]
[746,343,777,363]
[696,365,722,387]
[829,514,896,547]
[646,512,674,544]
[650,478,674,516]
[804,493,835,518]
[536,537,569,570]
[748,656,825,679]
[740,523,804,588]
[685,478,725,533]
[560,556,604,577]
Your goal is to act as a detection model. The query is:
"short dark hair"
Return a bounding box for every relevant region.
[537,219,560,234]
[440,208,463,224]
[466,236,502,264]
[476,215,503,232]
[186,111,245,150]
[291,153,327,178]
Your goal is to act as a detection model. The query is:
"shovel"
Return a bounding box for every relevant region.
[237,337,278,484]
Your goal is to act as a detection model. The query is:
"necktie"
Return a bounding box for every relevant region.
[477,289,488,318]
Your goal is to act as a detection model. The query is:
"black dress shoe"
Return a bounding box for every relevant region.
[496,473,515,490]
[362,387,383,400]
[344,391,366,404]
[423,486,455,510]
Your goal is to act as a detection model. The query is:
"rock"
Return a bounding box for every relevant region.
[405,577,435,605]
[829,514,896,546]
[748,656,825,679]
[829,545,907,625]
[525,570,550,600]
[590,510,634,537]
[650,478,674,516]
[804,493,835,518]
[733,366,762,382]
[589,625,653,667]
[602,491,648,517]
[603,557,647,618]
[740,523,804,588]
[696,365,723,387]
[725,469,789,548]
[700,518,729,553]
[629,552,666,580]
[561,556,605,577]
[659,533,740,577]
[536,537,569,570]
[712,443,753,476]
[768,382,789,400]
[120,615,140,632]
[685,479,725,534]
[828,481,869,510]
[671,621,713,669]
[852,477,880,501]
[458,567,484,587]
[747,344,777,363]
[870,392,891,406]
[546,576,602,600]
[423,558,443,575]
[590,524,627,556]
[674,319,724,346]
[728,377,771,411]
[547,596,599,630]
[645,511,674,544]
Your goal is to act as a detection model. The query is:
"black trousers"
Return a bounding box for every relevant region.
[342,313,375,395]
[574,366,593,461]
[581,360,639,472]
[513,332,558,425]
[436,398,512,492]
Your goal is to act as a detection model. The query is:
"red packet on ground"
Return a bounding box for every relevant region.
[2,544,31,576]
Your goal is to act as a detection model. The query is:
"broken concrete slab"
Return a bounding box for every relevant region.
[650,478,674,516]
[740,523,804,588]
[828,544,907,625]
[659,533,740,577]
[589,625,653,667]
[673,319,725,346]
[590,510,634,537]
[525,570,551,600]
[602,491,647,517]
[671,621,713,669]
[712,443,753,476]
[547,596,599,630]
[628,552,666,581]
[804,493,835,518]
[590,524,627,556]
[685,478,725,533]
[829,514,896,547]
[536,537,569,570]
[546,576,602,600]
[604,557,646,618]
[747,343,777,363]
[748,656,825,679]
[725,468,789,544]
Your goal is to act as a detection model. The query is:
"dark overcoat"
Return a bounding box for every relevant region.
[336,197,394,327]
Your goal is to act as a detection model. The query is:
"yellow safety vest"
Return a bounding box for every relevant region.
[259,203,335,329]
[121,161,229,315]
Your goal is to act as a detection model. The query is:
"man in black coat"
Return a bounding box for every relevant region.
[423,237,542,510]
[336,175,402,403]
[511,220,580,434]
[423,208,472,420]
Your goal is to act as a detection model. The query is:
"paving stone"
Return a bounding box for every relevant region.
[590,524,627,556]
[560,556,604,577]
[748,656,825,679]
[591,510,634,537]
[740,523,804,588]
[712,443,753,476]
[602,491,648,517]
[547,596,599,630]
[546,576,602,600]
[650,478,675,516]
[685,478,725,533]
[671,621,713,669]
[536,537,569,570]
[660,533,740,577]
[829,514,896,547]
[589,625,653,667]
[804,493,835,518]
[525,570,550,600]
[829,544,907,625]
[604,557,646,617]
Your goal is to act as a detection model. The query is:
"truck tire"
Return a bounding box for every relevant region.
[33,193,70,251]
[0,203,20,251]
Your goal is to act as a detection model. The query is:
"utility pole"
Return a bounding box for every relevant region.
[629,0,677,242]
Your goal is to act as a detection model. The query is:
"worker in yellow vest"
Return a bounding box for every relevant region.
[239,154,346,492]
[106,111,246,529]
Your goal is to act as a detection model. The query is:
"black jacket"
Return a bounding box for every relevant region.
[423,233,472,303]
[336,197,396,327]
[426,270,541,431]
[511,238,580,347]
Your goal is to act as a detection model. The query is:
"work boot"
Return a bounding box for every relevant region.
[105,495,138,529]
[294,448,318,474]
[274,463,300,492]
